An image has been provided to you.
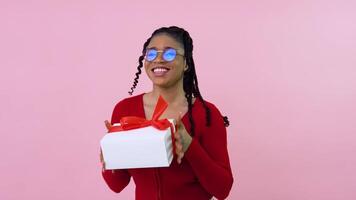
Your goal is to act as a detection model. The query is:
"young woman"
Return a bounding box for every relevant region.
[101,26,234,200]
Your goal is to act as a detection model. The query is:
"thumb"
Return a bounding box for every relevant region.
[175,112,183,126]
[104,120,112,131]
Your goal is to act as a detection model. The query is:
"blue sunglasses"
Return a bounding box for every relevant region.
[145,48,184,62]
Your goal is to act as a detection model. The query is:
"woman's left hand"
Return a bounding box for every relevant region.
[174,112,192,164]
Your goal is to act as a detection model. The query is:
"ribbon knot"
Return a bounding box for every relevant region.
[106,95,176,157]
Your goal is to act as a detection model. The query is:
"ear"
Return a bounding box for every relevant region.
[184,60,188,71]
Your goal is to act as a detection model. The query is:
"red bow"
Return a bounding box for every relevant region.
[106,95,176,157]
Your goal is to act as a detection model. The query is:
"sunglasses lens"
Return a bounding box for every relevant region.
[163,48,177,62]
[146,49,157,61]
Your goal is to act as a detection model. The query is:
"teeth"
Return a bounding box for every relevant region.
[153,67,168,72]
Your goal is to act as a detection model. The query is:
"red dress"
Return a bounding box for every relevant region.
[102,93,233,200]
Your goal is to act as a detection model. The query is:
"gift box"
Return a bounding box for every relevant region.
[100,96,176,170]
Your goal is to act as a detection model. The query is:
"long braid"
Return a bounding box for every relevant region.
[179,28,229,128]
[128,38,152,95]
[180,29,212,135]
[184,92,194,135]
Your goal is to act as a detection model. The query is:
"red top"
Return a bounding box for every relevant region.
[101,93,234,200]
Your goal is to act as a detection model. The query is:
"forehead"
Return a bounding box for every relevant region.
[147,33,183,49]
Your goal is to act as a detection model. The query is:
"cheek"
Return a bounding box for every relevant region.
[144,61,150,72]
[172,60,185,71]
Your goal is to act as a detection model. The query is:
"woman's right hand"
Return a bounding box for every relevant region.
[101,120,111,171]
[100,148,106,171]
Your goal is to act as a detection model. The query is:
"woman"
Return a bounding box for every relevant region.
[101,26,234,200]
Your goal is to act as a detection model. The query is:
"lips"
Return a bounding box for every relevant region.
[151,66,170,76]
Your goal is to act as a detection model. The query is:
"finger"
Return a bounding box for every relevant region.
[176,142,183,150]
[175,142,184,160]
[175,112,182,127]
[174,131,182,140]
[175,143,183,154]
[175,140,183,151]
[179,111,183,119]
[104,120,112,131]
[100,149,103,162]
[177,153,182,164]
[102,161,106,172]
[180,152,184,159]
[177,112,182,123]
[177,152,184,164]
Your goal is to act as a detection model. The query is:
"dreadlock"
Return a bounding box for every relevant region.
[128,26,230,135]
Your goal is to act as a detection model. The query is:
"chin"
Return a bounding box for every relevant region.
[153,82,170,88]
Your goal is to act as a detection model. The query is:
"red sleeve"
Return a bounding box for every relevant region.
[101,100,131,193]
[184,103,234,199]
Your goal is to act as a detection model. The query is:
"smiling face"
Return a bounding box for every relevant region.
[144,33,186,89]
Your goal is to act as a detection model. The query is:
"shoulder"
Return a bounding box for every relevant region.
[195,97,223,117]
[113,93,144,110]
[111,93,144,120]
[189,97,228,136]
[192,97,227,128]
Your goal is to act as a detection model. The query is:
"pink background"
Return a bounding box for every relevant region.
[1,0,356,199]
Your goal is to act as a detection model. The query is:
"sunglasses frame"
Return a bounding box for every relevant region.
[145,48,184,62]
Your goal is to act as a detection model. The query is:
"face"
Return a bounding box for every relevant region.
[144,34,186,88]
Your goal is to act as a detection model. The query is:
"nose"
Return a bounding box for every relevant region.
[153,52,165,63]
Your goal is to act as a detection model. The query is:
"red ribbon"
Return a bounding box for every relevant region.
[107,95,176,157]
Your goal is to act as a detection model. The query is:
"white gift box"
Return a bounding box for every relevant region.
[100,119,175,170]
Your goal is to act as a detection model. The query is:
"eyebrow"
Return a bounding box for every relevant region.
[146,46,177,50]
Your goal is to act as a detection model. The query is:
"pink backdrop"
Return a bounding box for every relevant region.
[1,0,356,199]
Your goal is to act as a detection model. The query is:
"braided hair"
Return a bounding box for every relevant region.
[128,26,229,135]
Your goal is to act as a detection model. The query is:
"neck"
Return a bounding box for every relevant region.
[150,80,186,105]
